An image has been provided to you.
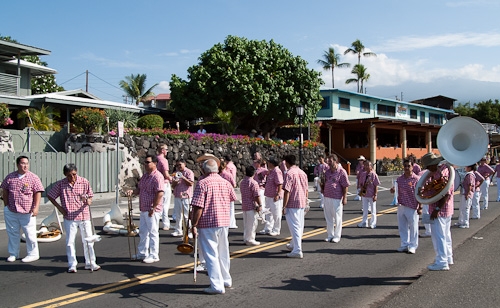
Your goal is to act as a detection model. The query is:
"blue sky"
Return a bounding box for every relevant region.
[2,0,500,104]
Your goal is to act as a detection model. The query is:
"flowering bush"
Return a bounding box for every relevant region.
[72,108,106,134]
[0,103,13,126]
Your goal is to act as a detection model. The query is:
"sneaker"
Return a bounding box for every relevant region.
[320,204,324,209]
[246,240,260,246]
[143,256,160,264]
[68,266,77,273]
[6,256,16,262]
[331,237,340,243]
[286,252,303,259]
[357,223,367,228]
[448,258,454,265]
[224,282,232,288]
[132,254,146,261]
[258,230,269,235]
[204,287,225,295]
[195,264,207,272]
[420,233,431,238]
[427,263,449,271]
[188,232,193,239]
[397,246,408,252]
[458,224,469,229]
[21,255,39,263]
[162,226,170,231]
[85,264,101,271]
[370,225,376,229]
[324,237,333,242]
[229,225,238,229]
[285,243,293,251]
[268,231,279,236]
[407,247,416,254]
[171,231,182,237]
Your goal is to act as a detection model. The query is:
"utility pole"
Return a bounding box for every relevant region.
[86,70,89,92]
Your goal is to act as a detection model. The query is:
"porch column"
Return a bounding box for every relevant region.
[426,129,432,153]
[369,124,376,163]
[401,127,407,158]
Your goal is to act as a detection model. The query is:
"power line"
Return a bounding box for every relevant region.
[58,71,86,86]
[88,71,123,91]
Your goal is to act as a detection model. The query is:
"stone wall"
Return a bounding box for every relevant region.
[0,130,14,153]
[66,134,326,188]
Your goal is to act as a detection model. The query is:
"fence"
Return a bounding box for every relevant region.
[0,151,123,195]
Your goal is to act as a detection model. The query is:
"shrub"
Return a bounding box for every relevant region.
[72,108,106,134]
[105,109,139,131]
[0,103,13,126]
[137,114,164,129]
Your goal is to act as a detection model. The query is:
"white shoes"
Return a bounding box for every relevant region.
[397,246,408,252]
[286,252,303,259]
[286,244,293,251]
[6,256,16,262]
[268,231,279,236]
[21,255,39,263]
[195,263,207,272]
[132,254,146,261]
[143,256,160,264]
[84,264,101,271]
[331,237,340,243]
[427,263,449,271]
[204,287,225,295]
[67,266,77,273]
[246,240,260,246]
[407,247,416,254]
[171,231,182,237]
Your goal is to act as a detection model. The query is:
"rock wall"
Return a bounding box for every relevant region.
[66,134,326,188]
[0,130,14,153]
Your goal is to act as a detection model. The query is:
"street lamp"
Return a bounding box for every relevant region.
[296,104,304,170]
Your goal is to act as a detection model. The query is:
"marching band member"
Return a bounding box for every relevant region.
[322,154,349,243]
[191,159,237,294]
[313,155,328,208]
[470,165,484,220]
[171,159,194,237]
[477,157,494,210]
[457,164,475,228]
[125,155,164,263]
[156,144,173,231]
[263,157,284,236]
[1,156,44,263]
[240,166,262,245]
[354,155,366,201]
[357,160,380,229]
[219,160,238,229]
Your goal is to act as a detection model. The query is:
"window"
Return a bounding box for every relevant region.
[320,96,330,110]
[410,109,417,119]
[429,113,443,125]
[360,101,370,113]
[420,111,426,123]
[377,104,396,117]
[339,97,350,110]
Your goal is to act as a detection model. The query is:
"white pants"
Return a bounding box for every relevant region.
[138,211,160,259]
[323,197,343,240]
[430,215,453,266]
[421,204,432,235]
[458,195,472,227]
[471,191,481,219]
[173,197,191,234]
[397,205,419,250]
[229,201,237,228]
[4,207,39,258]
[242,210,258,242]
[161,182,172,229]
[285,207,305,254]
[63,219,96,267]
[360,196,377,228]
[198,227,231,293]
[314,177,324,205]
[265,196,283,234]
[479,178,490,209]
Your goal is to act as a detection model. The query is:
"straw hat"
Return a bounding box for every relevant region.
[196,153,221,167]
[357,155,366,161]
[421,153,444,169]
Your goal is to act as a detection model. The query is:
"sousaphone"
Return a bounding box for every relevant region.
[415,116,488,204]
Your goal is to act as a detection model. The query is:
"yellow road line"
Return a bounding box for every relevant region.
[21,206,398,308]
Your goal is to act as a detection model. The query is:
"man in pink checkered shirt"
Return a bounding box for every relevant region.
[191,159,237,295]
[263,157,284,236]
[156,144,173,231]
[240,165,262,246]
[1,155,44,263]
[282,155,309,259]
[171,158,194,237]
[48,163,98,272]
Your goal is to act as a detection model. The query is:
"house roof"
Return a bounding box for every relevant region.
[4,59,57,76]
[155,93,171,100]
[0,40,51,62]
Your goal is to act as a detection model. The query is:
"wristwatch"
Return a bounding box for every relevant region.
[435,206,441,211]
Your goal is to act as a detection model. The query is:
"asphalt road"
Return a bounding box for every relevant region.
[1,176,499,308]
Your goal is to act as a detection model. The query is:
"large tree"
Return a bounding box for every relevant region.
[455,99,500,124]
[170,35,324,133]
[119,73,158,106]
[317,47,350,88]
[344,39,376,92]
[345,64,370,93]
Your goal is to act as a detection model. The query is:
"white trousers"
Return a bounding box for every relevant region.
[198,227,231,293]
[285,207,305,254]
[471,191,481,219]
[397,205,419,250]
[242,210,258,242]
[161,182,172,229]
[458,195,472,227]
[314,177,324,205]
[63,219,96,267]
[4,207,39,258]
[229,201,237,228]
[421,204,432,235]
[479,178,490,209]
[360,196,377,228]
[430,215,453,266]
[323,197,343,240]
[173,197,191,234]
[265,196,283,234]
[138,211,160,259]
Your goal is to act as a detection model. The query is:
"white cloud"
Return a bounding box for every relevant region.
[78,53,141,69]
[156,80,170,92]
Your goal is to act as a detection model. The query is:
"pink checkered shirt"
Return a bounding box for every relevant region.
[495,164,500,178]
[47,176,94,221]
[428,164,454,217]
[473,171,484,192]
[240,176,260,211]
[462,172,475,199]
[220,169,236,188]
[355,162,364,176]
[323,166,350,199]
[191,173,237,228]
[226,161,237,182]
[138,169,164,212]
[314,163,329,177]
[253,167,268,190]
[156,154,170,183]
[283,165,308,209]
[264,166,284,199]
[396,173,420,209]
[1,171,44,214]
[412,164,422,175]
[358,170,380,198]
[173,168,194,198]
[477,164,494,178]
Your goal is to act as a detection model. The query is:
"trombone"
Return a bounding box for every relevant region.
[177,202,194,254]
[127,195,138,260]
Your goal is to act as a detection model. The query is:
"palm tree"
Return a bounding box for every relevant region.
[345,64,370,93]
[17,105,61,131]
[344,39,376,92]
[317,47,350,88]
[119,74,158,106]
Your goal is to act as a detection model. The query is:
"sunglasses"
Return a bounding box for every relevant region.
[144,161,153,164]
